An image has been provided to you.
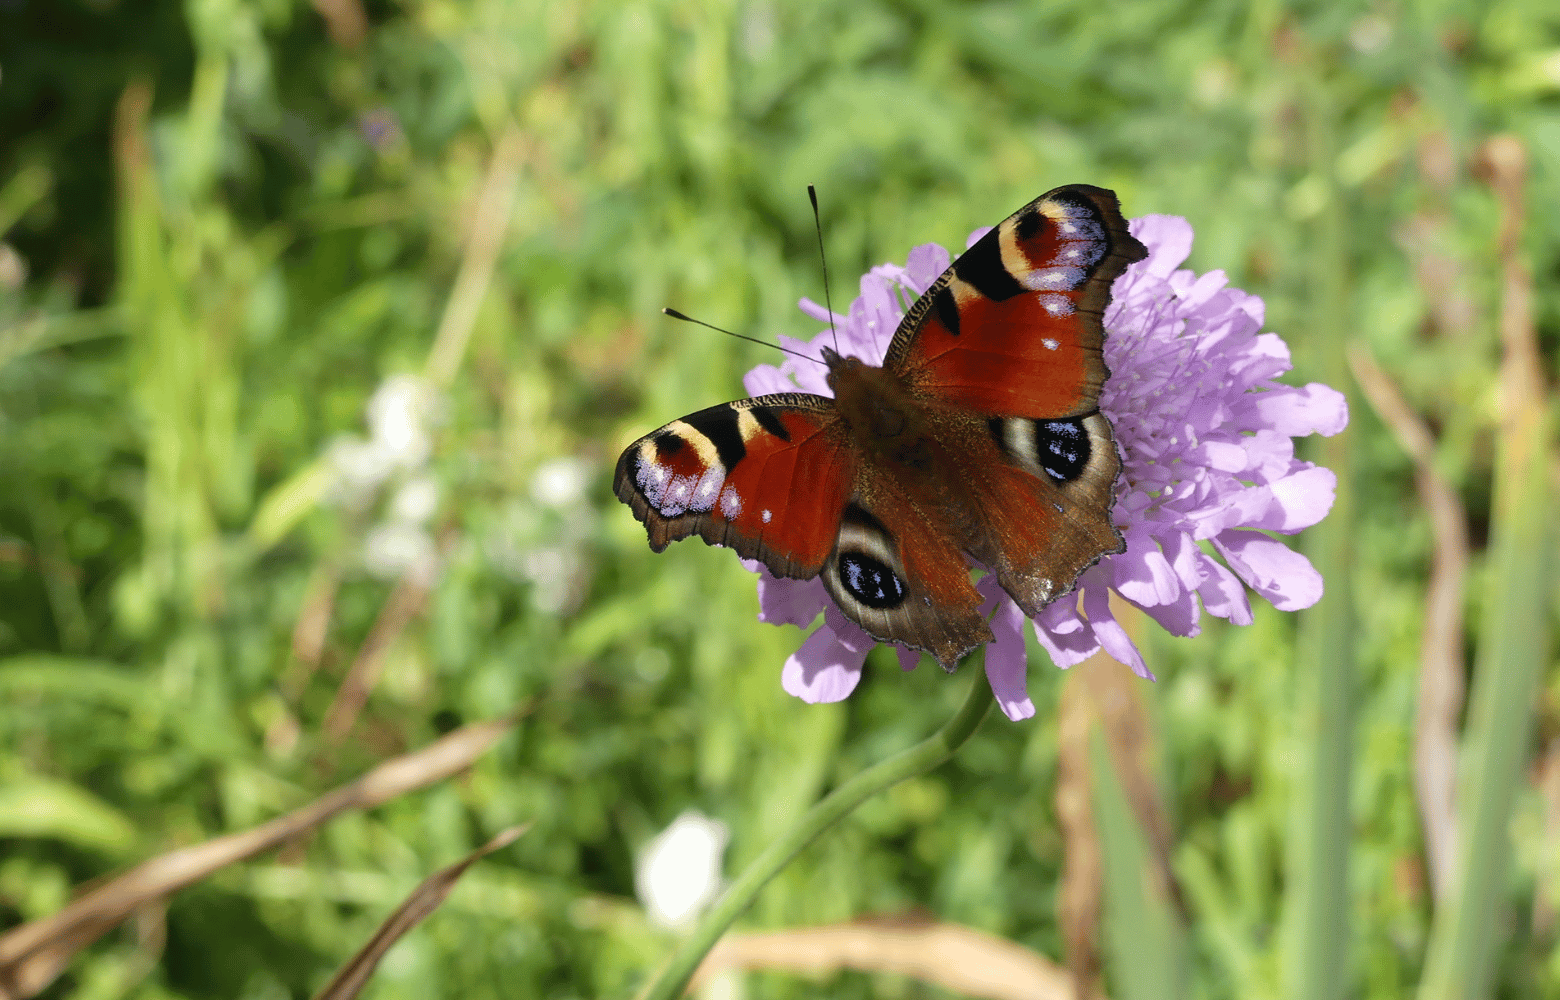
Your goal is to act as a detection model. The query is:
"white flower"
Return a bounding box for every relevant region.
[363,522,437,584]
[635,811,730,930]
[366,374,436,467]
[531,457,589,509]
[390,475,440,524]
[326,374,441,507]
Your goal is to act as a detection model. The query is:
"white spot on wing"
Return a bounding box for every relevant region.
[761,509,772,523]
[719,485,742,518]
[690,467,724,511]
[1042,337,1059,350]
[1020,266,1085,291]
[1039,294,1074,317]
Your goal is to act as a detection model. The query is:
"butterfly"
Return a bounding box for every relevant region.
[614,185,1148,669]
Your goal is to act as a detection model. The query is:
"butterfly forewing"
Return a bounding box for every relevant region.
[885,185,1146,419]
[613,394,855,579]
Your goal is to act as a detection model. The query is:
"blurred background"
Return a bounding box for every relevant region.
[0,1,1556,998]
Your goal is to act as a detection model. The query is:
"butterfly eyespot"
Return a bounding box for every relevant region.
[837,551,908,610]
[1035,419,1090,481]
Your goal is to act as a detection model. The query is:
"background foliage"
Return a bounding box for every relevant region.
[0,0,1557,998]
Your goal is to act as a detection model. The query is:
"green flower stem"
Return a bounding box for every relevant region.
[637,669,995,1000]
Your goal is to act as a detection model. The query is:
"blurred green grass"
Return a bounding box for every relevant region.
[0,1,1556,998]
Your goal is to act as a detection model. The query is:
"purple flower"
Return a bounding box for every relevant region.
[742,216,1348,721]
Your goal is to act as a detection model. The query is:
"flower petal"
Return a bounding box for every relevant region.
[1111,526,1182,607]
[1083,580,1155,680]
[1129,215,1194,278]
[1213,529,1324,611]
[824,604,878,653]
[1242,383,1350,438]
[1032,599,1099,668]
[1158,529,1203,594]
[743,364,795,397]
[781,624,868,703]
[750,563,830,628]
[1196,552,1254,626]
[1131,587,1201,637]
[1197,466,1338,537]
[798,297,845,326]
[906,243,951,292]
[983,593,1036,720]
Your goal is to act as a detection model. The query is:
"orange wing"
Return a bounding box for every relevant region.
[884,184,1146,419]
[614,394,855,580]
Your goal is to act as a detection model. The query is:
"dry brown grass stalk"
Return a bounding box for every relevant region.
[322,574,431,743]
[1481,135,1545,410]
[1077,647,1183,919]
[1347,344,1469,904]
[1056,662,1105,1000]
[1055,601,1178,998]
[1482,132,1555,929]
[312,825,530,1000]
[1532,740,1560,936]
[309,0,368,48]
[425,123,527,390]
[689,918,1088,1000]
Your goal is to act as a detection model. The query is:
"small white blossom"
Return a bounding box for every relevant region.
[635,811,730,930]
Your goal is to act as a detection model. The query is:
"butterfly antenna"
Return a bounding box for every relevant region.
[808,184,840,355]
[661,308,824,365]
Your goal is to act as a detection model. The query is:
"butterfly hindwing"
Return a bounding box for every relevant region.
[884,184,1147,419]
[613,394,855,579]
[959,412,1123,616]
[820,477,992,669]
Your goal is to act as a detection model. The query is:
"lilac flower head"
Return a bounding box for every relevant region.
[742,216,1348,721]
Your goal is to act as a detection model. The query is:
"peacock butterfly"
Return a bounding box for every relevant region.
[614,185,1148,669]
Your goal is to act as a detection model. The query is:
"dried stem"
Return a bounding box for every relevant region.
[322,574,431,743]
[1347,344,1469,904]
[424,124,526,390]
[1081,648,1184,920]
[309,0,368,48]
[1057,664,1104,1000]
[691,918,1088,1000]
[1417,131,1553,1000]
[313,825,530,1000]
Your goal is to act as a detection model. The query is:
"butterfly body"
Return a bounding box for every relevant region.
[616,185,1148,669]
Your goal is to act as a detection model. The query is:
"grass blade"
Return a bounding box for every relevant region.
[1281,68,1357,1000]
[1416,134,1553,1000]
